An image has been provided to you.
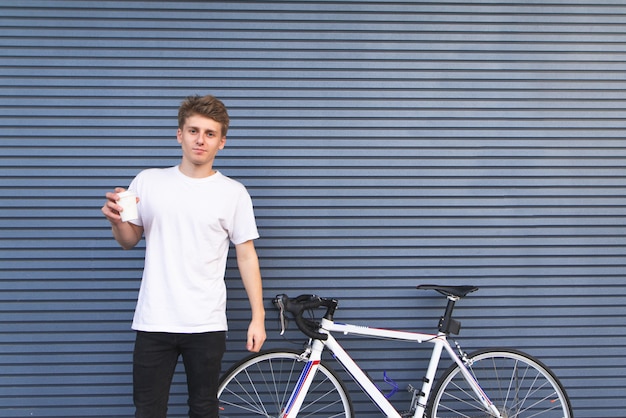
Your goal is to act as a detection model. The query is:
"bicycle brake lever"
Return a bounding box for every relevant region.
[277,296,287,335]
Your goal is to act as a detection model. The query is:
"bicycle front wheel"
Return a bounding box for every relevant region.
[218,349,353,417]
[427,348,572,418]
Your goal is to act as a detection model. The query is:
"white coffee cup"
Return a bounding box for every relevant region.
[117,191,138,222]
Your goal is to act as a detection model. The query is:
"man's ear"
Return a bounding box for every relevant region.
[219,136,227,150]
[176,129,183,144]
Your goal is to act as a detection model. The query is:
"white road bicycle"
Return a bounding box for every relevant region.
[218,284,573,417]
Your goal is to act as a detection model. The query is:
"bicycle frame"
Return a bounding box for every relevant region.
[281,317,501,418]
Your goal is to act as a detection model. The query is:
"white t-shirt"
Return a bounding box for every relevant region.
[127,166,259,333]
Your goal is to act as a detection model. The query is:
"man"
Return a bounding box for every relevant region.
[101,94,266,417]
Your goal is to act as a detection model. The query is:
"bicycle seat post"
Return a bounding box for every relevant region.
[438,295,462,335]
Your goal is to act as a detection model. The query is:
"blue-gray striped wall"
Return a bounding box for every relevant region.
[1,1,625,416]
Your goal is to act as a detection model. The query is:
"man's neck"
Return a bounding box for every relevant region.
[178,162,216,179]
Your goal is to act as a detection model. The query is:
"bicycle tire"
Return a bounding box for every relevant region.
[218,349,354,417]
[426,348,573,418]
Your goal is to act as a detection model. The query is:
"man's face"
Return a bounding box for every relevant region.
[177,114,226,169]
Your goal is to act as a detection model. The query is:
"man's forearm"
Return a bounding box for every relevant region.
[112,222,143,250]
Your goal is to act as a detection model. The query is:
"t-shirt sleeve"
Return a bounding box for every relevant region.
[229,189,259,245]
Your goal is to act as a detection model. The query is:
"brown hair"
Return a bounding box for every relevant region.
[177,94,230,136]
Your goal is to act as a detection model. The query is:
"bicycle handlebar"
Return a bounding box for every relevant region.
[272,294,338,341]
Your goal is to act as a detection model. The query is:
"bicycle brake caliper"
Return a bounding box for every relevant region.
[454,340,471,365]
[297,346,312,362]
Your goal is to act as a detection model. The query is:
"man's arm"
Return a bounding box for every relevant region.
[101,187,144,250]
[235,240,266,352]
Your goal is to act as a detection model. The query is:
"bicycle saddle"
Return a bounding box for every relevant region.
[417,284,478,298]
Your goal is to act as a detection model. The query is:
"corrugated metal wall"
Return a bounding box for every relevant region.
[1,1,625,416]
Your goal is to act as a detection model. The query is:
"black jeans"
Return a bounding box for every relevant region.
[133,331,226,418]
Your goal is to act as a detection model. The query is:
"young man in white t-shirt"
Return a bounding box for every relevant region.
[101,95,266,417]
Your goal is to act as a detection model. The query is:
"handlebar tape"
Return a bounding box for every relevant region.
[274,294,331,341]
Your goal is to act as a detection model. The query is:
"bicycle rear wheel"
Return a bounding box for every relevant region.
[427,348,572,418]
[218,349,354,417]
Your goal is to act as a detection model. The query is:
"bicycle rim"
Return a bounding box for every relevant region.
[218,349,353,417]
[428,348,572,418]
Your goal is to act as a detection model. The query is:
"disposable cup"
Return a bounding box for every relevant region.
[118,191,138,222]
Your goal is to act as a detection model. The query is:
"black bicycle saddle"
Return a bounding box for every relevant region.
[417,284,479,298]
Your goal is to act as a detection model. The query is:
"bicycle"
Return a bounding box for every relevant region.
[217,284,573,417]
